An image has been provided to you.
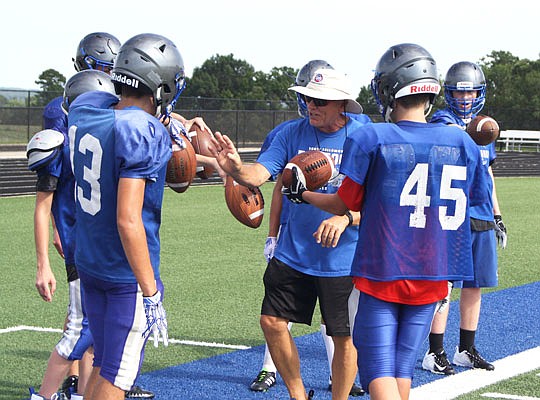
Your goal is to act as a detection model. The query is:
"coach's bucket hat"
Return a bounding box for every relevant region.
[289,68,363,114]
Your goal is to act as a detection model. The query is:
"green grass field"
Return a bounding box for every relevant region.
[0,177,538,399]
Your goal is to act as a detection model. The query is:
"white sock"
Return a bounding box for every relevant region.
[320,323,334,383]
[261,321,293,373]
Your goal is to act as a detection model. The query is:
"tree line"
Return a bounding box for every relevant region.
[5,50,540,130]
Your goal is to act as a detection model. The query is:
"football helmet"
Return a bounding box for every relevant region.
[111,33,186,118]
[444,61,486,121]
[371,43,440,122]
[295,60,333,117]
[62,70,117,114]
[73,32,121,72]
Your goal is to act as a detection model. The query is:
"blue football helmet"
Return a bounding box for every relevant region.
[295,60,333,117]
[444,61,486,121]
[73,32,121,72]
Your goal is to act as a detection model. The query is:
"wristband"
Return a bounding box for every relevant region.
[345,211,353,227]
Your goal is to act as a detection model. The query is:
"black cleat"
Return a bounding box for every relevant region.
[125,385,155,399]
[250,369,277,392]
[453,346,495,371]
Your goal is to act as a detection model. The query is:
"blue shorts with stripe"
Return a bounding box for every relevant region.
[79,270,164,391]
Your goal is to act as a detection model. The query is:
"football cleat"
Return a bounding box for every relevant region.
[125,385,155,399]
[328,376,366,396]
[422,349,455,375]
[250,369,277,392]
[453,346,495,370]
[60,375,78,398]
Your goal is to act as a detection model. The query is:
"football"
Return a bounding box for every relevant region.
[189,124,216,179]
[166,138,197,193]
[224,176,264,228]
[282,150,335,191]
[466,115,500,146]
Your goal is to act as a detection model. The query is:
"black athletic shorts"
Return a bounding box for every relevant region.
[261,257,353,336]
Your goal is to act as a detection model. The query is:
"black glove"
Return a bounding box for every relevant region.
[281,166,309,204]
[494,215,507,249]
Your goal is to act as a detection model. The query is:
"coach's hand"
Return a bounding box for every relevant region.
[143,290,169,347]
[282,167,308,204]
[264,236,277,263]
[494,215,507,249]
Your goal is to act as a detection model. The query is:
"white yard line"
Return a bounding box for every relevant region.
[0,325,251,350]
[411,346,540,400]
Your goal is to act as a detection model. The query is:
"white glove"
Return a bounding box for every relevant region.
[143,291,168,347]
[494,215,507,249]
[167,118,188,149]
[264,237,277,263]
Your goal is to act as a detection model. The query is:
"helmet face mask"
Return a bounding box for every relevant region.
[371,43,440,122]
[74,32,121,72]
[444,61,486,121]
[295,60,333,117]
[111,33,185,118]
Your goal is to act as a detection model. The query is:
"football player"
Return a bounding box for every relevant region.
[282,43,490,399]
[69,33,182,400]
[28,69,117,400]
[422,61,506,375]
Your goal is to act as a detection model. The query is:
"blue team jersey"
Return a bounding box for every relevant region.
[257,117,364,277]
[43,96,67,133]
[431,108,495,221]
[340,120,490,282]
[37,96,76,266]
[69,91,171,283]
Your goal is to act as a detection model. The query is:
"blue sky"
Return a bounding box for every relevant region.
[2,0,538,93]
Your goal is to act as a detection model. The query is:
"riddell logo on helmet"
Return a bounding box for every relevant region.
[408,83,440,94]
[111,72,139,89]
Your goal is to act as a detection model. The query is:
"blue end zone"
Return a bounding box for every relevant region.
[137,281,540,399]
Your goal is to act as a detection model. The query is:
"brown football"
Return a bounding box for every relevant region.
[224,176,264,228]
[282,150,335,191]
[189,124,216,179]
[166,138,197,193]
[466,115,500,146]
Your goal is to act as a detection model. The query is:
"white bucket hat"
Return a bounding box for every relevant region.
[289,68,363,114]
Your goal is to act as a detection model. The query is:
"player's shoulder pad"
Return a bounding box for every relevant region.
[26,129,65,171]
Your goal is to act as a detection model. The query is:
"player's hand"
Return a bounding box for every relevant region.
[264,236,277,263]
[313,215,348,248]
[166,118,188,148]
[184,117,212,134]
[281,167,308,204]
[143,291,169,347]
[35,264,56,302]
[209,132,243,176]
[494,215,507,249]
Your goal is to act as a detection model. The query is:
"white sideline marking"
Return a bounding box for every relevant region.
[411,346,540,400]
[482,393,540,400]
[0,325,251,350]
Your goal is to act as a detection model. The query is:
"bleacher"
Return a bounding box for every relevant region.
[498,130,540,152]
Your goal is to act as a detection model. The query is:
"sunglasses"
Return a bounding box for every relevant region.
[301,95,329,107]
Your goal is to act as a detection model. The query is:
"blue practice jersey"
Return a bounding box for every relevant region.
[36,96,76,266]
[69,91,171,283]
[257,117,364,277]
[340,120,490,282]
[431,108,496,221]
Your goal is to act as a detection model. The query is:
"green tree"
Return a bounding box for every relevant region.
[480,51,540,129]
[33,69,66,106]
